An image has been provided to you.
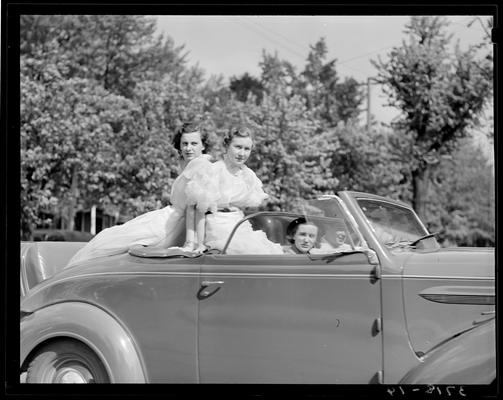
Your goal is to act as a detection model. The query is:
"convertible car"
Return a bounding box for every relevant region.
[19,191,495,384]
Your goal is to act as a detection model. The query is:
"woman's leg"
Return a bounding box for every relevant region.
[194,209,207,253]
[182,206,196,251]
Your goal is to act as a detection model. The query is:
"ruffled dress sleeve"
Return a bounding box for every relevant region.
[183,155,219,213]
[241,167,268,208]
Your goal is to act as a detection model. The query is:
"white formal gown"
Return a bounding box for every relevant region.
[66,155,216,267]
[204,160,283,255]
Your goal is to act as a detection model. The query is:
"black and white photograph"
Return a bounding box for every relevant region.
[2,2,498,398]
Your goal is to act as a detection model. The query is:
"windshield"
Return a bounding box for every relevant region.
[356,199,428,247]
[304,198,367,248]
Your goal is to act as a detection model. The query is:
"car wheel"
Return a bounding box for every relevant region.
[26,339,109,383]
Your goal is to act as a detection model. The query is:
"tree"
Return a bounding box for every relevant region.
[20,15,211,238]
[428,139,494,246]
[301,38,338,114]
[20,15,188,98]
[467,16,494,143]
[20,71,140,238]
[298,38,364,127]
[229,73,264,104]
[215,47,368,212]
[229,54,341,211]
[372,16,492,220]
[323,123,410,200]
[334,77,364,123]
[259,50,298,99]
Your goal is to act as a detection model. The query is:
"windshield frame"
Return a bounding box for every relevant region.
[305,195,369,249]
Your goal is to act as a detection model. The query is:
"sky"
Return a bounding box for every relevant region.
[155,15,491,126]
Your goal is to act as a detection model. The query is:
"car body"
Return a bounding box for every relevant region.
[19,191,495,384]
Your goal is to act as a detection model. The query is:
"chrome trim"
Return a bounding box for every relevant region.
[25,272,201,297]
[419,285,495,305]
[333,196,369,248]
[402,275,494,280]
[201,280,224,285]
[199,273,369,278]
[34,272,494,296]
[419,293,495,305]
[365,249,380,265]
[381,274,494,280]
[45,271,372,287]
[26,270,379,296]
[39,272,494,293]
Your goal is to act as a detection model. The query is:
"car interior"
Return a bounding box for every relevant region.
[247,213,354,250]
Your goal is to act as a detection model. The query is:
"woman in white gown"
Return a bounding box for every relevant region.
[66,122,217,267]
[204,126,283,255]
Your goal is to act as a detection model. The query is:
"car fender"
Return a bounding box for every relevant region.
[21,301,147,383]
[399,318,495,384]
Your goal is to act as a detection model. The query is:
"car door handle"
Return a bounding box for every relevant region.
[201,280,224,286]
[197,281,224,300]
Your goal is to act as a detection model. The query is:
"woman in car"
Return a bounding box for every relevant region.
[313,228,352,253]
[282,217,319,254]
[203,126,283,255]
[66,121,217,267]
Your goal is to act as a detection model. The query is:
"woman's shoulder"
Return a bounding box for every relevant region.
[211,159,229,176]
[212,159,225,169]
[242,165,257,175]
[241,165,262,186]
[183,155,214,176]
[282,245,297,254]
[189,154,213,167]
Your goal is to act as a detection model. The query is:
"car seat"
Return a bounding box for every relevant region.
[249,215,290,245]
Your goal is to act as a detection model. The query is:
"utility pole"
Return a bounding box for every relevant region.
[359,77,376,131]
[367,77,372,132]
[366,77,380,132]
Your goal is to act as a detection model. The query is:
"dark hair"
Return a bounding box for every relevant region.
[172,121,211,154]
[223,125,254,149]
[286,217,319,244]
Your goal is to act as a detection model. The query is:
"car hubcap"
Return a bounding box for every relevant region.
[54,366,92,383]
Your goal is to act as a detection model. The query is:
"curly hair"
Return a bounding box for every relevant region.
[222,125,255,149]
[172,121,211,154]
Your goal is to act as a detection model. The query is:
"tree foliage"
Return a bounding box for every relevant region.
[20,15,207,238]
[229,73,264,104]
[20,15,493,247]
[21,15,188,97]
[372,16,492,220]
[231,40,364,128]
[427,139,494,247]
[299,38,364,126]
[21,71,140,235]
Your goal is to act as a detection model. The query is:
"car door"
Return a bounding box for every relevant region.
[197,250,382,383]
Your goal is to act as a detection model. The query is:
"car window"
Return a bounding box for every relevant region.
[356,199,427,246]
